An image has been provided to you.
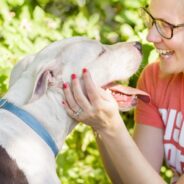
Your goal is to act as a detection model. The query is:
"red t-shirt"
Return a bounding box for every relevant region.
[135,61,184,182]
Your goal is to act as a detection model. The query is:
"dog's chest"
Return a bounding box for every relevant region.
[0,145,28,183]
[0,110,60,184]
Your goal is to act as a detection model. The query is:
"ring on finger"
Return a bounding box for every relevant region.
[73,108,83,117]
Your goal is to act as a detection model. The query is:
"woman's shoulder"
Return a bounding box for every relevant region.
[142,61,160,75]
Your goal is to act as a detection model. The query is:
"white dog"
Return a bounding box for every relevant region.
[0,37,149,184]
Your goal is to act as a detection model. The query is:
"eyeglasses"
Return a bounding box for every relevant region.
[139,7,184,39]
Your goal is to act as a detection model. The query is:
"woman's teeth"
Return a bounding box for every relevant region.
[157,49,174,56]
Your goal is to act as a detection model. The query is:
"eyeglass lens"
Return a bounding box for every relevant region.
[140,8,172,39]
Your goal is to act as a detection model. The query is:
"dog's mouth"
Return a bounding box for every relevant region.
[102,83,150,111]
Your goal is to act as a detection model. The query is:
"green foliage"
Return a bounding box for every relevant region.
[0,0,171,183]
[56,124,111,184]
[0,0,63,95]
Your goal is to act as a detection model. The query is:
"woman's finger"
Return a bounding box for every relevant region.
[71,73,92,111]
[62,100,75,117]
[62,82,81,113]
[82,68,101,104]
[62,99,84,121]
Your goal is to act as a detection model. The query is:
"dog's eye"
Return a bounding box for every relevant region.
[50,71,54,77]
[98,48,106,57]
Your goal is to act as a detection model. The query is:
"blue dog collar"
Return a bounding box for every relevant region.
[0,99,59,156]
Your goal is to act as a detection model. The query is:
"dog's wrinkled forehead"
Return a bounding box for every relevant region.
[60,40,103,64]
[53,39,106,80]
[27,37,97,72]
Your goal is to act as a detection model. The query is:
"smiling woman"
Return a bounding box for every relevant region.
[146,0,184,74]
[136,0,184,183]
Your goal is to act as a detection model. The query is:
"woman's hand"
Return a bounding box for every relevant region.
[62,68,123,132]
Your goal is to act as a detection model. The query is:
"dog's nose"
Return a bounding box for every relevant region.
[134,42,142,54]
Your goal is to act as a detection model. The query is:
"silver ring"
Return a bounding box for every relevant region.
[73,108,83,117]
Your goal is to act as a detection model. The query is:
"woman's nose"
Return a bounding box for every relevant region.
[146,24,162,43]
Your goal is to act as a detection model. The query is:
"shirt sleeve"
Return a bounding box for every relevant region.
[134,63,164,129]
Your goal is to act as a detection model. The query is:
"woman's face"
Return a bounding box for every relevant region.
[147,0,184,74]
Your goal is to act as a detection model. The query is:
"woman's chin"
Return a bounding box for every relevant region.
[159,56,177,74]
[159,62,184,75]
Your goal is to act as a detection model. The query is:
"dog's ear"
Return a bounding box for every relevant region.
[29,55,65,103]
[29,68,54,102]
[9,54,35,87]
[7,37,89,105]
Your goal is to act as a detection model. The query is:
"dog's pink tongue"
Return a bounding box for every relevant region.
[106,84,150,103]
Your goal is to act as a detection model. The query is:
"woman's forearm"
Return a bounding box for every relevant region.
[95,131,124,184]
[96,116,166,184]
[62,70,166,183]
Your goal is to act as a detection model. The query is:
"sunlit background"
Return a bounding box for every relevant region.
[0,0,172,183]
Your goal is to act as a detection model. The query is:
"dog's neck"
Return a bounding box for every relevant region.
[5,74,77,151]
[22,89,76,150]
[1,88,70,184]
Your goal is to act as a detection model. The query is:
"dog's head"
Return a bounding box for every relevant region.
[8,37,150,111]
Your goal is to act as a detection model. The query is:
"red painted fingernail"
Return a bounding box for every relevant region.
[71,74,77,80]
[63,83,68,89]
[82,68,88,74]
[62,101,65,106]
